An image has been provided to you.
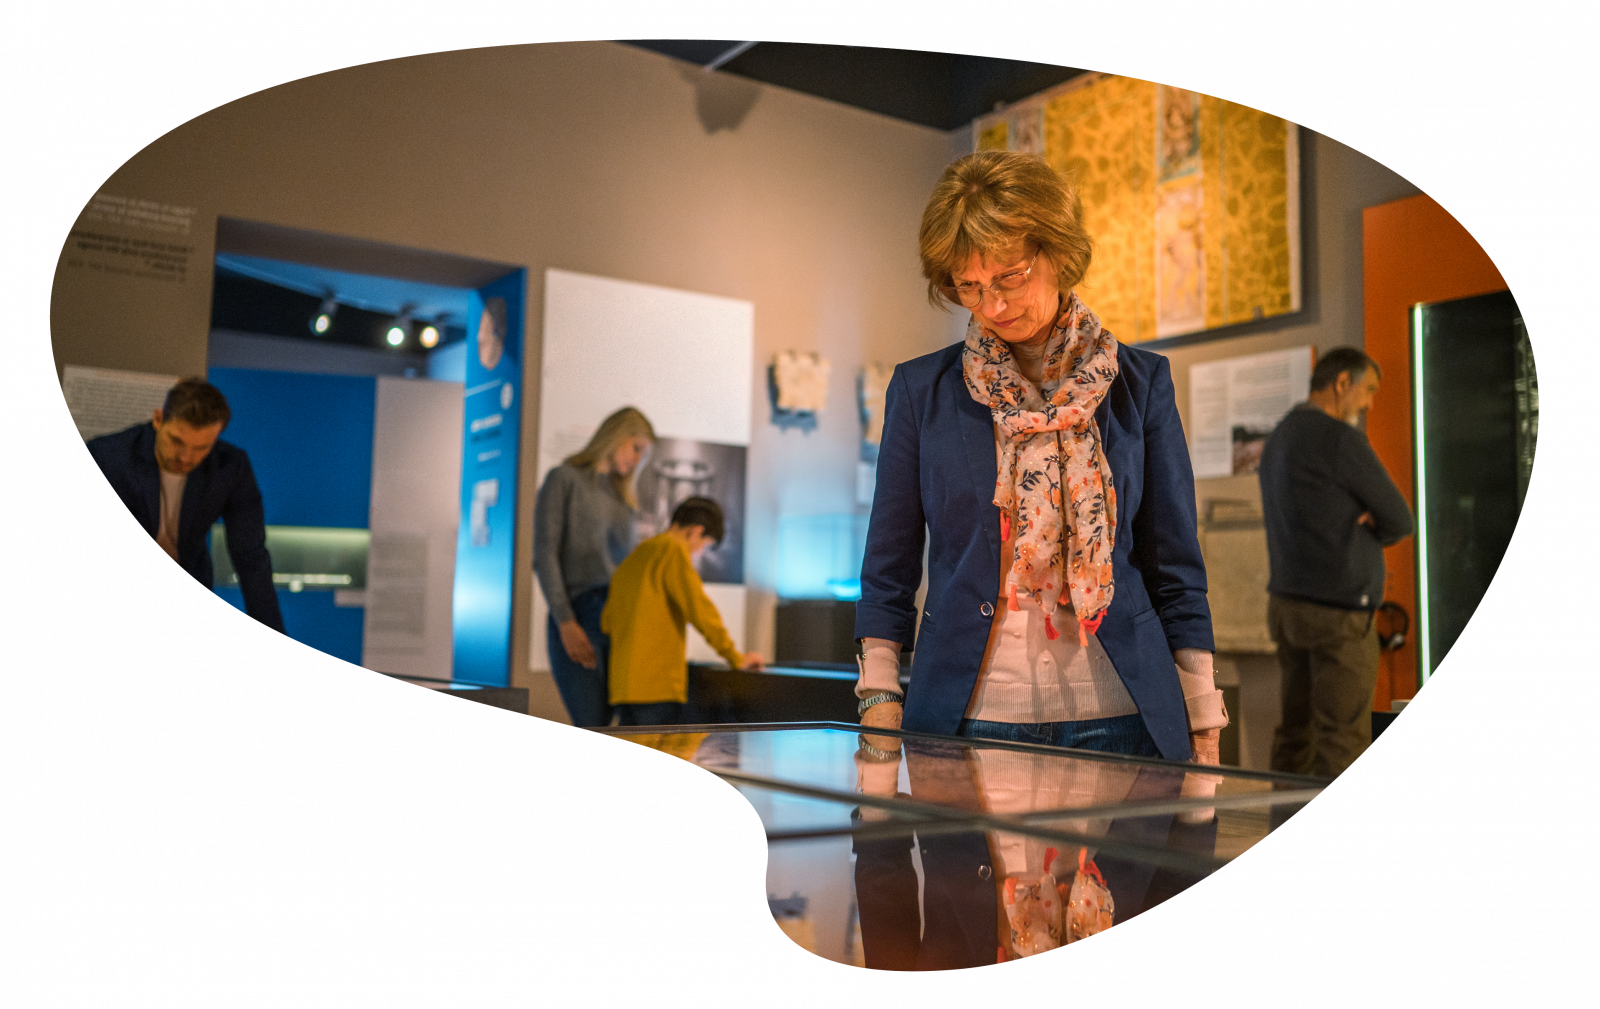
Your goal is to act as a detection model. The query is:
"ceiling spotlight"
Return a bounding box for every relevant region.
[419,324,440,349]
[386,306,413,348]
[310,293,338,336]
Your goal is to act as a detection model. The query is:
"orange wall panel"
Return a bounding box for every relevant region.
[1362,194,1506,708]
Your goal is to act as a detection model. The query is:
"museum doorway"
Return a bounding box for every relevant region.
[206,218,528,689]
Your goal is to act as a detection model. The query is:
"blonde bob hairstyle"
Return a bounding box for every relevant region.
[562,406,656,508]
[918,150,1094,310]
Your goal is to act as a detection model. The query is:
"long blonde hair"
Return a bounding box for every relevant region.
[563,406,656,508]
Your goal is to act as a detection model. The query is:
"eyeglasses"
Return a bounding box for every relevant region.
[941,251,1039,308]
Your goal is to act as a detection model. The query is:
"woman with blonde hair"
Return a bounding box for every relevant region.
[534,406,655,727]
[854,150,1227,763]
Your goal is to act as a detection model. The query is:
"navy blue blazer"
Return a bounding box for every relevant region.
[856,340,1213,760]
[87,423,285,632]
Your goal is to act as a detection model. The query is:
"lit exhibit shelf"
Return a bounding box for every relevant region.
[210,524,369,592]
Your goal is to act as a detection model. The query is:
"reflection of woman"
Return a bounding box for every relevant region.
[855,151,1227,762]
[851,739,1221,968]
[533,407,655,727]
[477,296,506,370]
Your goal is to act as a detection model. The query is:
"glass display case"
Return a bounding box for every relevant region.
[1411,289,1532,679]
[209,524,369,593]
[599,722,1325,970]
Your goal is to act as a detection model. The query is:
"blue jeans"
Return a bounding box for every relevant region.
[547,586,612,728]
[957,712,1161,757]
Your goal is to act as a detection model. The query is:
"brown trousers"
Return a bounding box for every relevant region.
[1268,595,1379,778]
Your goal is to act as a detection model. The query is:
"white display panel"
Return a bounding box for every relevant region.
[1188,346,1314,479]
[538,268,753,477]
[363,376,464,679]
[533,269,754,673]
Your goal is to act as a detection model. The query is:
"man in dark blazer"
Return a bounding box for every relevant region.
[86,378,284,632]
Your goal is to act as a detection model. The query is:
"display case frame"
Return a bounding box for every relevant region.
[596,721,1327,871]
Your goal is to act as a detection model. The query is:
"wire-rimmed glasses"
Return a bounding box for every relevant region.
[940,250,1039,308]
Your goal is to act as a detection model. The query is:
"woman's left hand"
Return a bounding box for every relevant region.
[1189,727,1221,765]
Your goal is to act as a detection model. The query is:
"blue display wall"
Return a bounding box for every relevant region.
[206,368,377,663]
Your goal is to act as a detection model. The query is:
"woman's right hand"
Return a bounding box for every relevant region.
[860,698,903,756]
[558,619,598,669]
[856,699,904,813]
[860,699,903,731]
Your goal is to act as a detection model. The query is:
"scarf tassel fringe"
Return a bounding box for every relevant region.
[1077,610,1105,647]
[1079,847,1108,888]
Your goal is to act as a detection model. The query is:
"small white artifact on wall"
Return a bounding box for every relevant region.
[859,362,893,450]
[856,362,894,507]
[773,350,831,414]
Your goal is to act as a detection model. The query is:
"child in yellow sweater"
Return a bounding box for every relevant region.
[601,496,763,725]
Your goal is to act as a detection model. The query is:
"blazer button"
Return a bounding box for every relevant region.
[980,602,994,617]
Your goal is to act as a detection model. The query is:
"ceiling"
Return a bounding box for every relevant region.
[622,41,1085,131]
[215,254,473,323]
[210,217,513,351]
[209,267,468,352]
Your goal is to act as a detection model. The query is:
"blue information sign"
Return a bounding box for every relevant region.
[452,270,526,685]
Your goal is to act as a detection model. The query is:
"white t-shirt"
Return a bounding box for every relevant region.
[156,470,187,561]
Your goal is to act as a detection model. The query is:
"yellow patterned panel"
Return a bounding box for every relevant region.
[988,74,1298,343]
[1218,104,1293,327]
[1198,94,1227,330]
[1045,75,1155,344]
[978,120,1008,152]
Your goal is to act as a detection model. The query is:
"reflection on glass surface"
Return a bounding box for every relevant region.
[609,724,1322,970]
[1412,290,1530,679]
[735,784,902,836]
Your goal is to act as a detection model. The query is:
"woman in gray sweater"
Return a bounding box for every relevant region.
[533,407,656,726]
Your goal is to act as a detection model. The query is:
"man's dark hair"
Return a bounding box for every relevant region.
[162,378,232,429]
[670,496,725,545]
[1310,347,1382,393]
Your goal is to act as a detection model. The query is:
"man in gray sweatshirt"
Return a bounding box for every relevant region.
[1259,347,1414,777]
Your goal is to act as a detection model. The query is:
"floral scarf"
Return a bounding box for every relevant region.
[962,291,1119,644]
